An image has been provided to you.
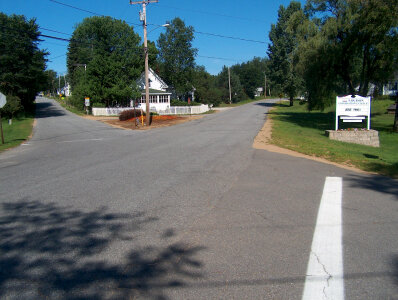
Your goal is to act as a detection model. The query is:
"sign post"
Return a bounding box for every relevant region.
[85,97,90,115]
[335,95,371,130]
[0,92,7,144]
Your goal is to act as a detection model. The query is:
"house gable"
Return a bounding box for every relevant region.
[136,68,168,91]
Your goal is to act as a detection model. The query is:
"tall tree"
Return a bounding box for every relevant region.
[157,17,198,98]
[217,66,246,103]
[0,13,47,109]
[267,2,304,106]
[67,16,142,108]
[304,0,398,97]
[232,57,268,99]
[192,66,222,106]
[43,70,58,96]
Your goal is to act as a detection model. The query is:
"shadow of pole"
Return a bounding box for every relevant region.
[0,200,204,299]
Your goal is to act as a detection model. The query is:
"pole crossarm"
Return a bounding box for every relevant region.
[130,0,158,4]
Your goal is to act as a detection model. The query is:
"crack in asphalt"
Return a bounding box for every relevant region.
[312,251,333,299]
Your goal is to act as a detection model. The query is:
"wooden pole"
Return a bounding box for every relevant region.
[0,112,4,144]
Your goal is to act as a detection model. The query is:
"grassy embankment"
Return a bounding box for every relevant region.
[269,99,398,178]
[0,113,35,152]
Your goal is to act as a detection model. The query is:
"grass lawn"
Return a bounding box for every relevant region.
[53,96,86,116]
[269,99,398,178]
[0,113,35,152]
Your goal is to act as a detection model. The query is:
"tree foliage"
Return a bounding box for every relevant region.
[231,57,268,99]
[67,16,142,108]
[267,2,304,106]
[0,13,47,110]
[157,18,198,97]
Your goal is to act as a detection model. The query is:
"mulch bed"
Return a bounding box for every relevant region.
[101,115,202,130]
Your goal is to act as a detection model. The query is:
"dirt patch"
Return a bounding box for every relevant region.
[253,110,371,174]
[85,114,203,130]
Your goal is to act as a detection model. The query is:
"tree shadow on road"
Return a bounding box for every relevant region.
[0,200,204,299]
[35,102,66,118]
[345,174,398,200]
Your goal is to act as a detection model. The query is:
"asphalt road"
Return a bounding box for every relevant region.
[0,97,397,299]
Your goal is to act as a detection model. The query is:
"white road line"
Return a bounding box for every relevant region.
[57,138,103,144]
[302,177,344,300]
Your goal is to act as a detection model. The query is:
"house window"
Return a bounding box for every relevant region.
[159,95,168,103]
[150,95,157,103]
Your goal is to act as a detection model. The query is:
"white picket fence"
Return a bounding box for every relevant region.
[92,107,131,116]
[92,104,209,116]
[158,104,209,115]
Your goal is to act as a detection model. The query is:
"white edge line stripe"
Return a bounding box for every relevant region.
[302,176,344,300]
[57,138,103,143]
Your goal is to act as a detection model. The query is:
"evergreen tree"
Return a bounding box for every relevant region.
[267,2,303,106]
[0,13,47,110]
[157,18,198,98]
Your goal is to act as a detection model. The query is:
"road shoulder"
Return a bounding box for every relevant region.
[253,111,371,175]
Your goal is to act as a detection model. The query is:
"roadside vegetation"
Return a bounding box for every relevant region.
[0,112,34,152]
[269,98,398,178]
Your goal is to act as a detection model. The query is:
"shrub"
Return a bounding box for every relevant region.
[92,102,105,108]
[170,99,201,106]
[0,95,22,118]
[119,109,145,121]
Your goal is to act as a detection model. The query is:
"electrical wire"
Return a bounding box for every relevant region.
[49,0,267,44]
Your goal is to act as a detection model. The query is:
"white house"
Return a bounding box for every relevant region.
[135,68,172,112]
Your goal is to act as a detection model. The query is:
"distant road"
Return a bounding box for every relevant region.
[0,96,396,299]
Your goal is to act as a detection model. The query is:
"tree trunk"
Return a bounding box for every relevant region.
[289,95,294,106]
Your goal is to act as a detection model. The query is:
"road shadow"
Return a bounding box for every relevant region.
[269,110,335,132]
[345,174,398,200]
[0,200,204,299]
[35,102,66,118]
[255,102,277,108]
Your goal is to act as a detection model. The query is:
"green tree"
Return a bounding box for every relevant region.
[0,13,47,110]
[267,2,304,106]
[302,0,398,105]
[67,16,142,108]
[157,17,198,98]
[0,95,22,119]
[192,66,222,106]
[217,66,246,103]
[43,70,58,96]
[232,57,268,99]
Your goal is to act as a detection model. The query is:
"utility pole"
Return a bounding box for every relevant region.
[264,74,267,97]
[228,67,232,104]
[130,0,158,126]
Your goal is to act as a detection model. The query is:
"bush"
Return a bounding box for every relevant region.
[0,95,22,118]
[92,102,105,108]
[119,109,145,121]
[170,99,201,106]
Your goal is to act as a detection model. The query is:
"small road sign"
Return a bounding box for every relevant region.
[0,92,6,108]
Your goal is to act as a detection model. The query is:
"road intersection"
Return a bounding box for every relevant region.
[0,97,397,299]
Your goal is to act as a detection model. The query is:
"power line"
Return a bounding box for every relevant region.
[49,0,142,27]
[155,4,268,24]
[193,30,266,44]
[49,0,267,44]
[3,24,247,63]
[39,26,72,36]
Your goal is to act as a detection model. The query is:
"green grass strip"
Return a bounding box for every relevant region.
[0,113,34,152]
[269,99,398,178]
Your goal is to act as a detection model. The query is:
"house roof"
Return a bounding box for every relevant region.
[140,88,171,95]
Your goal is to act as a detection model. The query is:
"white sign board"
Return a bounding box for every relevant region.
[85,97,90,107]
[336,95,371,130]
[0,92,6,109]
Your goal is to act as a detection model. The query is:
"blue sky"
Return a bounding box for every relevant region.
[1,0,305,76]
